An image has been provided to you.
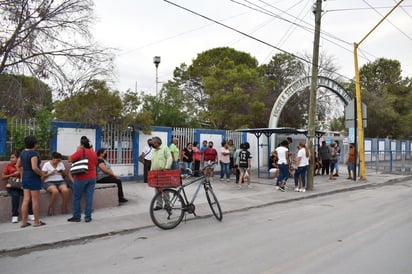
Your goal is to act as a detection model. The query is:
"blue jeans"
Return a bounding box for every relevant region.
[171,161,179,170]
[277,163,289,184]
[183,161,192,174]
[7,188,33,217]
[220,161,230,179]
[72,178,95,220]
[294,166,308,188]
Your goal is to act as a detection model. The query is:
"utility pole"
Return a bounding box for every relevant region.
[307,0,322,191]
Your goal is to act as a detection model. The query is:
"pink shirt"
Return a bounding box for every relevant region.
[220,147,230,164]
[193,147,201,161]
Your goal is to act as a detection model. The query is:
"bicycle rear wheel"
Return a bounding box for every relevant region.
[149,188,185,230]
[204,184,223,221]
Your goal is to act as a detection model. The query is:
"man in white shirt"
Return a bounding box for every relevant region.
[141,139,154,183]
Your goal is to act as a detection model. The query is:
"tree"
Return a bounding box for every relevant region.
[166,47,267,129]
[0,73,53,118]
[121,90,153,133]
[0,0,114,96]
[354,58,412,139]
[141,84,197,128]
[54,80,122,126]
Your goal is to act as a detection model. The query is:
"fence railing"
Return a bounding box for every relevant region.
[364,150,412,174]
[1,118,411,176]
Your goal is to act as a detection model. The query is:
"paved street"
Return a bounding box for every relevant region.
[0,168,411,257]
[1,179,411,274]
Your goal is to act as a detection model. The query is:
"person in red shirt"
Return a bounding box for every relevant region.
[67,136,98,223]
[202,141,218,179]
[1,152,34,223]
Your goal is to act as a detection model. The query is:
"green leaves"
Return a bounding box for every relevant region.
[54,80,122,126]
[359,58,412,139]
[164,47,267,129]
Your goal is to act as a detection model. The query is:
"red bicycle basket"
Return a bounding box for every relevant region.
[147,169,182,188]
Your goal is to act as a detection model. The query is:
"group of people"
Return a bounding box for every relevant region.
[140,137,253,189]
[2,135,128,226]
[318,140,357,180]
[270,138,310,192]
[269,138,357,193]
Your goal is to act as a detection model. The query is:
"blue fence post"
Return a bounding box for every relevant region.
[133,129,139,180]
[0,118,7,156]
[389,150,393,172]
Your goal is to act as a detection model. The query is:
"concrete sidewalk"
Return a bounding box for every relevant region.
[1,168,410,255]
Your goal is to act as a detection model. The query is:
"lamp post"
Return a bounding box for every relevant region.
[153,56,161,96]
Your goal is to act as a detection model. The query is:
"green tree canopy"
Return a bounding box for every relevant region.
[0,74,52,118]
[141,83,198,128]
[164,47,268,129]
[54,80,122,126]
[356,58,412,139]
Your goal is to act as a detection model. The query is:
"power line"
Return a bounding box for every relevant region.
[362,0,412,41]
[162,0,352,81]
[324,5,412,13]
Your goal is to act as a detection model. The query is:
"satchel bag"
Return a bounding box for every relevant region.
[139,147,152,164]
[70,149,89,175]
[8,177,22,189]
[139,154,145,164]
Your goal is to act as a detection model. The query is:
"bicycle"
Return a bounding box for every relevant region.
[148,163,223,230]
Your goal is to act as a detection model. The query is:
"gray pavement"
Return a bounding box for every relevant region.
[1,167,411,255]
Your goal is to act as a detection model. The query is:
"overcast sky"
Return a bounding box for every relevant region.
[93,0,412,95]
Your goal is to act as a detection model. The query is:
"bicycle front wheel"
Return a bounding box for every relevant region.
[149,188,185,230]
[205,184,223,221]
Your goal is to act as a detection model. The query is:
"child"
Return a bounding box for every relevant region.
[238,142,252,189]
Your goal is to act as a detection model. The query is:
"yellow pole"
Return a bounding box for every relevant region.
[353,0,404,180]
[353,44,366,180]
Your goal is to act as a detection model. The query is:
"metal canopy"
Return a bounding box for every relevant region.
[236,127,326,178]
[236,128,326,138]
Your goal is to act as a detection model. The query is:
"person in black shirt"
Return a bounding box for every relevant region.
[237,142,252,189]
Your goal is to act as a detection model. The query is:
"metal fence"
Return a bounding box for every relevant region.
[5,118,52,158]
[101,123,134,164]
[2,118,411,175]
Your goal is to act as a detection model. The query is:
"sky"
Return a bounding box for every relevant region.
[92,0,412,95]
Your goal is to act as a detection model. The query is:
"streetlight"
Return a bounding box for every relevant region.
[153,56,161,96]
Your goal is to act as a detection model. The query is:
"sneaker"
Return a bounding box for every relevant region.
[279,186,285,192]
[284,185,289,190]
[226,179,230,183]
[275,186,279,190]
[247,185,253,189]
[28,214,35,221]
[85,218,92,223]
[67,217,81,222]
[294,187,299,192]
[238,185,242,190]
[119,198,128,203]
[300,188,306,193]
[11,216,18,223]
[220,178,224,181]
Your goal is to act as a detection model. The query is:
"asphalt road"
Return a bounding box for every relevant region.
[2,180,412,274]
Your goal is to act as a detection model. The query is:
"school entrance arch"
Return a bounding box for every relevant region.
[269,76,352,128]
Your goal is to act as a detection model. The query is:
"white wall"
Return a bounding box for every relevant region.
[56,127,96,156]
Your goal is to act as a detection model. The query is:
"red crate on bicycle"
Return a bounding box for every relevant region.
[147,169,182,188]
